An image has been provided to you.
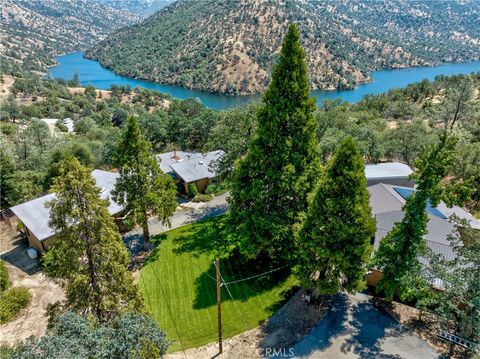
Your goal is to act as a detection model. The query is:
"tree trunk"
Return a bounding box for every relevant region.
[142,214,150,246]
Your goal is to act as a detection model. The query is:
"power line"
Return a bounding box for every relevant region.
[222,266,285,286]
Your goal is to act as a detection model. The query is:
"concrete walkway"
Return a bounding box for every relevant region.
[123,193,228,253]
[285,293,439,359]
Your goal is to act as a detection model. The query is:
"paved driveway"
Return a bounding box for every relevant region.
[285,293,439,359]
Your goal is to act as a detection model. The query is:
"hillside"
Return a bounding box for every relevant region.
[94,0,174,16]
[0,0,141,74]
[86,0,480,95]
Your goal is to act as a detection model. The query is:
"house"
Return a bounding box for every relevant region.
[156,150,225,193]
[10,170,123,253]
[366,183,480,288]
[364,162,414,187]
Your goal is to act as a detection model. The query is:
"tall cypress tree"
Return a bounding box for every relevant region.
[113,115,177,242]
[228,24,319,260]
[43,157,141,323]
[297,137,375,294]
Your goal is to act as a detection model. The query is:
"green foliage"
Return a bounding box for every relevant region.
[43,157,141,323]
[187,182,199,198]
[425,218,480,348]
[0,261,9,293]
[113,116,177,242]
[229,24,319,261]
[207,103,258,179]
[297,137,375,294]
[374,134,458,300]
[191,194,213,203]
[5,311,170,359]
[0,287,32,324]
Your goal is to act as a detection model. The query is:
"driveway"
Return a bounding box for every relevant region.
[285,293,439,359]
[124,193,228,254]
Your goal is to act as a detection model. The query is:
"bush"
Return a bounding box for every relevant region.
[205,181,229,195]
[192,194,213,202]
[0,287,32,324]
[0,261,8,293]
[187,183,198,198]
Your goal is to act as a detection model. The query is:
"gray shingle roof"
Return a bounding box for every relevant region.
[367,183,480,229]
[10,170,122,242]
[373,210,458,290]
[156,150,225,183]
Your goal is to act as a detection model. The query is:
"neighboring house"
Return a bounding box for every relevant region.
[10,170,123,253]
[364,162,414,187]
[366,183,480,289]
[156,150,225,193]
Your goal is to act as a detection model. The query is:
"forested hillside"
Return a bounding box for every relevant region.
[94,0,173,16]
[0,0,141,75]
[87,0,480,95]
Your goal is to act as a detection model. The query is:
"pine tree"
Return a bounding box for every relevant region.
[43,157,141,323]
[113,115,177,242]
[374,134,457,300]
[297,137,375,294]
[228,24,319,261]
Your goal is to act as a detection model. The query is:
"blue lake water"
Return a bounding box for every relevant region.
[48,52,479,110]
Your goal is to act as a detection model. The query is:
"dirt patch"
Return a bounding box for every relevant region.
[373,297,469,358]
[261,289,330,349]
[0,263,64,344]
[0,221,65,345]
[166,327,263,359]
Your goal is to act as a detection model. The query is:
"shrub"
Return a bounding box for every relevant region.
[192,194,213,203]
[0,261,8,293]
[205,181,229,195]
[0,287,32,324]
[187,183,198,198]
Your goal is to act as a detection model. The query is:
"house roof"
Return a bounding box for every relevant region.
[365,162,413,180]
[156,151,203,175]
[373,210,458,289]
[156,150,225,183]
[367,183,480,229]
[10,170,122,242]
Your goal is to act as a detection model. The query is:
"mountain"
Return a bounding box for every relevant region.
[93,0,174,17]
[86,0,480,95]
[1,0,141,74]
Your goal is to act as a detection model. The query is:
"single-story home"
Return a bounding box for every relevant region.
[366,183,480,289]
[156,150,225,193]
[364,162,414,187]
[10,170,123,253]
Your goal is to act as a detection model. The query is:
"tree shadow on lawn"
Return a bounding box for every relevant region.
[192,254,292,310]
[141,233,169,267]
[171,215,232,257]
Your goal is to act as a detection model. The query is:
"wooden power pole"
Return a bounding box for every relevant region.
[215,258,223,354]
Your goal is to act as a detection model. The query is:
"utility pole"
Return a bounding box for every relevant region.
[215,258,223,354]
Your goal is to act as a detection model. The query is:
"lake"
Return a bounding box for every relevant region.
[48,52,480,110]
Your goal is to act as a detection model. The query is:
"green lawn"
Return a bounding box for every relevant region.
[139,217,297,352]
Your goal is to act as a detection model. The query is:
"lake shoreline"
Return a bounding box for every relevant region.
[47,52,480,109]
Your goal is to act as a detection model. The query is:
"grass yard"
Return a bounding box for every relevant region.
[139,216,297,352]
